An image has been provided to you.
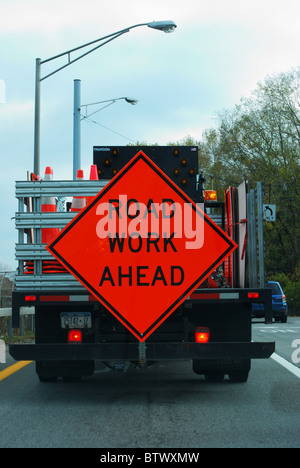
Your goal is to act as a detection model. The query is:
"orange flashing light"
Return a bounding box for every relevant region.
[204,190,217,201]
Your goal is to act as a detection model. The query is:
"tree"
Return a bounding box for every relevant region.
[200,69,300,309]
[130,70,300,310]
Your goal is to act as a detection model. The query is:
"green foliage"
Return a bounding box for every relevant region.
[200,69,300,280]
[134,69,300,313]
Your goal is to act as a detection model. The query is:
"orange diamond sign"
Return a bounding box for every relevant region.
[47,151,237,341]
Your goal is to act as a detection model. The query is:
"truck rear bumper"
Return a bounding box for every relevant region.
[9,341,275,361]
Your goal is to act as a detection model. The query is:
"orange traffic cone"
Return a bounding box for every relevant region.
[24,260,34,274]
[89,164,98,180]
[41,167,59,244]
[40,167,65,273]
[71,169,86,212]
[42,260,67,274]
[87,164,98,204]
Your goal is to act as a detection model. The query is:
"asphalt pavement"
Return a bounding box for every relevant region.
[0,318,299,449]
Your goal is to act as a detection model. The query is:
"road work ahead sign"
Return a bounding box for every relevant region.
[47,151,237,341]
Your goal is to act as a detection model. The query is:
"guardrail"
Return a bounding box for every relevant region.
[0,307,34,339]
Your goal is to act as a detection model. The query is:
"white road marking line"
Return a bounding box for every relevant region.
[271,353,300,379]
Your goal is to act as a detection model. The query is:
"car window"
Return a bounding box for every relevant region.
[268,283,281,295]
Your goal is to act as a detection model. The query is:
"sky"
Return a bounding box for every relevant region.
[0,0,299,270]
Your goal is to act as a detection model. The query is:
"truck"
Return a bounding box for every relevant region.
[9,145,275,383]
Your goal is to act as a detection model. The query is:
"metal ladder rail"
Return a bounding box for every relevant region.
[15,179,108,291]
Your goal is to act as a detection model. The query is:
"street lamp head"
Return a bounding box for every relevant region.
[125,97,139,105]
[147,21,177,33]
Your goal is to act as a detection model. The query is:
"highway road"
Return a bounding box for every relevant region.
[0,318,299,449]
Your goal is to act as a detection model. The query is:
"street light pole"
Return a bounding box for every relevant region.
[73,86,139,179]
[33,20,177,177]
[73,79,81,180]
[34,58,41,176]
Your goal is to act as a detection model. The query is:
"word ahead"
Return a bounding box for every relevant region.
[99,265,184,287]
[47,151,236,341]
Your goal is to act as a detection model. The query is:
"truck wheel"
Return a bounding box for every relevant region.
[36,361,58,382]
[192,360,203,375]
[193,360,225,381]
[228,371,249,383]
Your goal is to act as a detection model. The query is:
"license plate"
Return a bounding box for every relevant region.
[60,312,92,329]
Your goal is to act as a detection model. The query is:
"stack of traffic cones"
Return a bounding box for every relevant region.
[41,166,67,273]
[25,166,64,274]
[71,169,86,212]
[24,260,67,274]
[41,166,60,243]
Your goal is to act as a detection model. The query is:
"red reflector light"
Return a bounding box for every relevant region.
[25,295,36,302]
[248,292,259,299]
[68,329,82,343]
[195,327,210,343]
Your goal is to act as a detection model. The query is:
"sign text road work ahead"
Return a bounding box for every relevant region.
[47,151,237,341]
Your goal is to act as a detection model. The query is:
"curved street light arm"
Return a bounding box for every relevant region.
[33,20,176,175]
[41,31,128,81]
[80,97,138,119]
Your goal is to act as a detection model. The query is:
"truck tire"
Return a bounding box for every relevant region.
[192,360,225,381]
[36,360,94,382]
[192,359,203,375]
[35,306,95,381]
[36,361,58,382]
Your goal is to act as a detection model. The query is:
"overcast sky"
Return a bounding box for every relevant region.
[0,0,299,270]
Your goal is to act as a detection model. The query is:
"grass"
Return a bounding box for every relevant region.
[1,331,35,344]
[0,316,35,344]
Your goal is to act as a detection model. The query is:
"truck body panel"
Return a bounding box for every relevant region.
[10,146,275,382]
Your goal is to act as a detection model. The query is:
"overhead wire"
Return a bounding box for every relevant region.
[81,115,136,143]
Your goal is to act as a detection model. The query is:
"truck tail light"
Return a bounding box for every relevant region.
[25,295,36,302]
[195,327,210,343]
[68,329,82,343]
[248,292,259,299]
